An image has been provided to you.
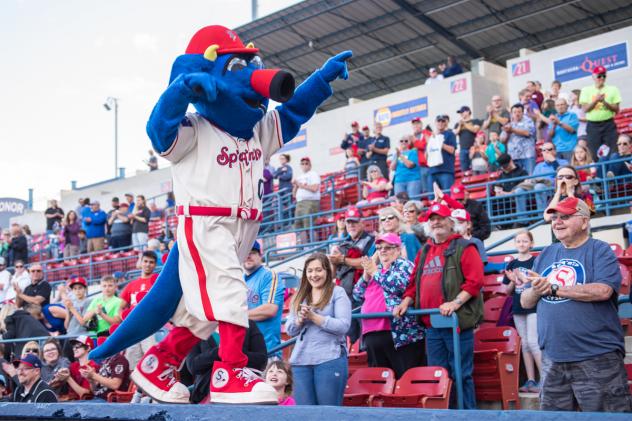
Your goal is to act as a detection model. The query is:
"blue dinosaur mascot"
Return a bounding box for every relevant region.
[89,25,351,404]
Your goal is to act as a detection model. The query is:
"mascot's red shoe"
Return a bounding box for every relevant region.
[131,345,190,404]
[210,361,277,404]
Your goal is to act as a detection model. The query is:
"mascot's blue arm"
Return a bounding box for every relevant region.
[89,242,183,361]
[276,71,332,143]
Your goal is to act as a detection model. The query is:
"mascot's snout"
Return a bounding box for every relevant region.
[251,69,295,103]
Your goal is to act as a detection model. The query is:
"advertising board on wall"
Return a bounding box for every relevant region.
[373,97,428,127]
[553,42,628,82]
[0,198,28,228]
[279,128,307,153]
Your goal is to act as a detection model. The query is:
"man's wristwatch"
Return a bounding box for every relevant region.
[550,284,559,297]
[454,298,464,306]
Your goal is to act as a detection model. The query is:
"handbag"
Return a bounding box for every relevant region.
[426,134,444,167]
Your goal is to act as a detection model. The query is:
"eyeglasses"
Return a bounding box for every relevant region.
[30,269,43,273]
[379,215,397,222]
[400,140,409,143]
[556,174,575,180]
[300,162,309,165]
[15,265,23,268]
[541,147,554,152]
[72,344,86,350]
[436,118,448,123]
[617,142,630,146]
[43,348,57,354]
[551,214,582,221]
[595,74,606,79]
[376,245,398,251]
[24,348,39,354]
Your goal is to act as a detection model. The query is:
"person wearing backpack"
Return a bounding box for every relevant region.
[393,202,484,409]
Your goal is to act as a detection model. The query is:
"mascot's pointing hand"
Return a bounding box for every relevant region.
[319,50,353,83]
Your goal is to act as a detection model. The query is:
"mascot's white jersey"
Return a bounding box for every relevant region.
[160,110,283,329]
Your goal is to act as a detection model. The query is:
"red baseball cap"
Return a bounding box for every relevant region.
[426,202,451,219]
[450,183,466,200]
[545,197,591,217]
[300,157,311,163]
[344,206,363,222]
[334,212,346,221]
[592,65,607,75]
[351,121,359,127]
[451,208,471,222]
[185,25,258,55]
[70,335,94,350]
[411,117,422,123]
[67,276,87,288]
[362,125,369,131]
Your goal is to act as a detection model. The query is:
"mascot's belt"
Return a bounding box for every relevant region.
[177,205,262,221]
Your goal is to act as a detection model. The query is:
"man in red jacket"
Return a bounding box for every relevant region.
[393,202,483,409]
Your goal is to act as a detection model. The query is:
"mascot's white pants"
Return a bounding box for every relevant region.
[171,215,258,339]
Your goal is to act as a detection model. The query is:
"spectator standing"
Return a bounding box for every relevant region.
[442,56,463,78]
[358,125,372,180]
[360,165,390,203]
[394,203,483,409]
[519,89,540,121]
[425,67,443,85]
[145,149,158,171]
[83,201,107,252]
[292,157,321,244]
[579,66,621,159]
[571,144,597,182]
[119,252,158,367]
[568,89,587,138]
[130,195,150,250]
[186,321,267,404]
[62,211,81,258]
[502,230,541,393]
[263,158,275,196]
[454,106,482,173]
[501,103,536,174]
[482,95,510,137]
[374,207,421,262]
[77,230,88,255]
[469,131,489,175]
[274,153,293,194]
[15,263,51,308]
[343,149,360,179]
[340,121,365,160]
[391,135,422,198]
[427,115,457,190]
[10,354,57,403]
[286,253,351,406]
[44,200,64,234]
[367,122,391,179]
[84,275,123,337]
[353,234,424,378]
[244,242,284,358]
[544,98,579,161]
[411,117,432,194]
[606,134,632,178]
[0,257,10,304]
[520,197,632,412]
[148,202,163,219]
[7,224,28,267]
[124,194,135,214]
[106,197,120,237]
[265,361,295,405]
[437,183,491,241]
[527,81,544,109]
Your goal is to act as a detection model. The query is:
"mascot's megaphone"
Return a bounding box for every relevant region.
[251,69,295,103]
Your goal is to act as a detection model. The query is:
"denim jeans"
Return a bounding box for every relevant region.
[430,172,455,192]
[426,327,476,409]
[514,157,536,175]
[419,166,432,194]
[292,355,348,405]
[514,183,549,218]
[394,180,423,199]
[459,148,471,173]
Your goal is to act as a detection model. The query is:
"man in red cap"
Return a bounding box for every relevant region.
[519,197,631,412]
[411,117,432,193]
[434,182,491,240]
[292,156,321,244]
[579,65,621,159]
[394,202,483,409]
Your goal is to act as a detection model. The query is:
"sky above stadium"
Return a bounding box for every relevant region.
[0,0,298,210]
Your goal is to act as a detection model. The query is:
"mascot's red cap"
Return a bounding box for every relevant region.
[186,25,259,55]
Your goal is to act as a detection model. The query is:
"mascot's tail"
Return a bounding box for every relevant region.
[89,242,183,361]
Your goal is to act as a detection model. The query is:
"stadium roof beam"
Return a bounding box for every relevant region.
[390,0,482,59]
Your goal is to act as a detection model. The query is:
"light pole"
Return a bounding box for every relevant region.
[104,97,119,178]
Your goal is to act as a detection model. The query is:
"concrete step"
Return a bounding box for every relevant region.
[477,393,539,411]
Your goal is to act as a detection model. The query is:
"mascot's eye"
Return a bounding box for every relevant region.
[227,57,248,72]
[250,56,264,69]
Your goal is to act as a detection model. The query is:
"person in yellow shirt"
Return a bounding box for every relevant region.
[579,65,621,160]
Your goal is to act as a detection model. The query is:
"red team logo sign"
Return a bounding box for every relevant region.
[540,258,585,303]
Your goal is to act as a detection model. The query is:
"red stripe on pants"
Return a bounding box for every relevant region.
[184,216,215,321]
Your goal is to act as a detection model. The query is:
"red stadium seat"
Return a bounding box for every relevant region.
[610,243,624,257]
[348,340,368,377]
[343,367,396,407]
[370,367,452,409]
[487,254,514,264]
[480,296,507,329]
[473,327,521,409]
[107,382,137,403]
[626,364,632,394]
[482,274,507,300]
[620,263,631,296]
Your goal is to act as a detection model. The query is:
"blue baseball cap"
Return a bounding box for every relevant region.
[113,271,125,279]
[251,241,261,254]
[14,354,43,369]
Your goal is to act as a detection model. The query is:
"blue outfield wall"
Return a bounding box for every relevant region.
[0,403,630,421]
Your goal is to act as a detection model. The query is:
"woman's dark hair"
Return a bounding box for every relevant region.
[292,253,334,314]
[42,338,62,362]
[65,210,78,225]
[281,153,291,163]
